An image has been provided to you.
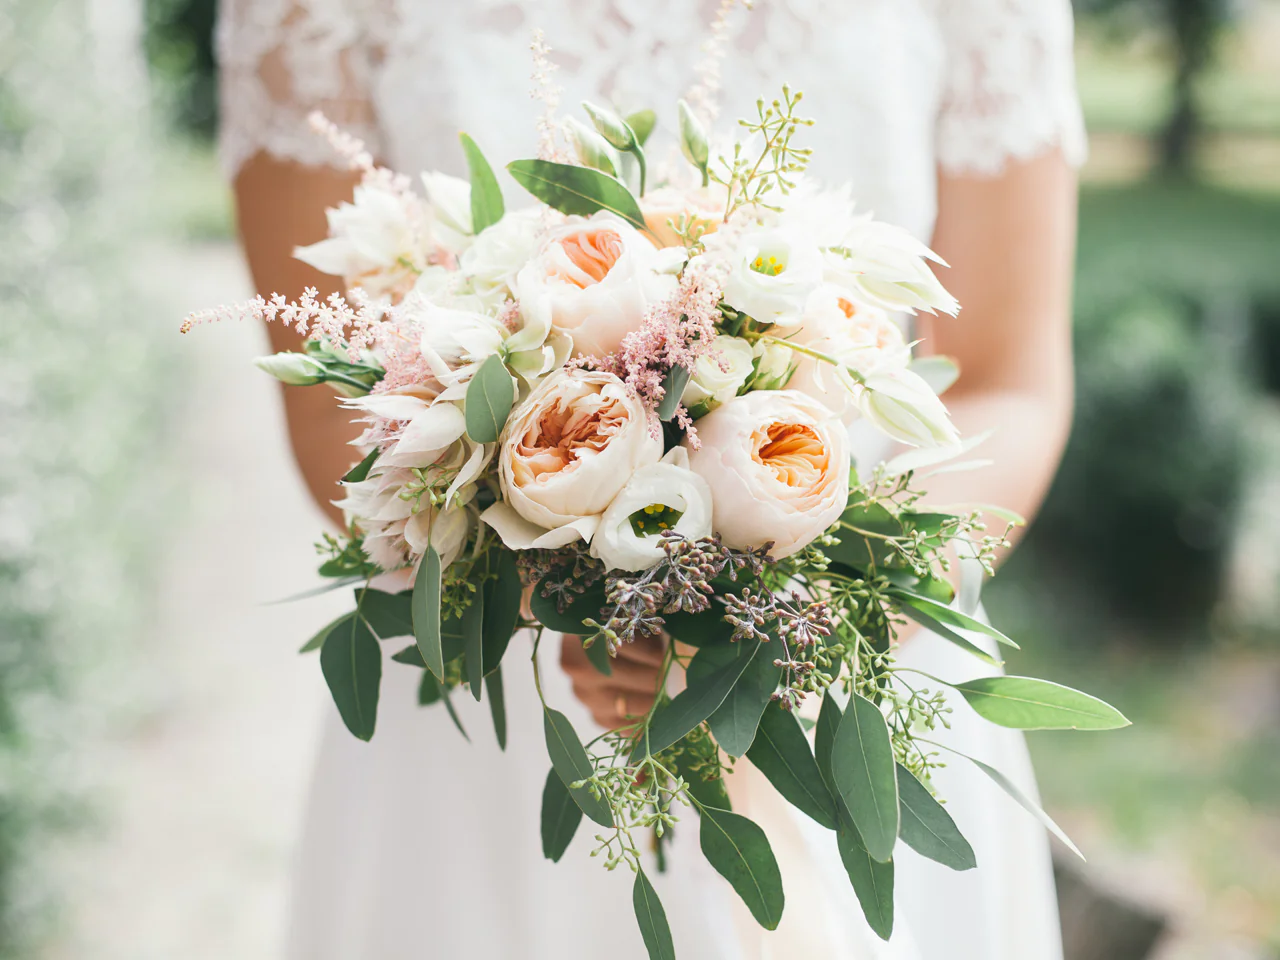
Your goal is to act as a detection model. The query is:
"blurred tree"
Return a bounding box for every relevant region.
[144,0,218,137]
[1075,0,1235,176]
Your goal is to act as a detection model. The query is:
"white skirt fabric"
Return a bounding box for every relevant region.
[284,623,1062,960]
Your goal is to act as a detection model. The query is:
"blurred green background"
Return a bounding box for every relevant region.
[3,0,1279,957]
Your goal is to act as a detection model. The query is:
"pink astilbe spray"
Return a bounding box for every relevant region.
[180,287,390,360]
[530,29,566,162]
[592,273,723,447]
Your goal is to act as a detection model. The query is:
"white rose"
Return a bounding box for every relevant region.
[481,369,663,549]
[681,335,754,414]
[590,448,714,572]
[294,183,419,300]
[514,213,679,359]
[822,217,959,316]
[683,390,850,559]
[458,208,542,307]
[719,229,823,327]
[858,368,959,447]
[788,285,910,420]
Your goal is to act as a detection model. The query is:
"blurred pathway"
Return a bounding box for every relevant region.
[46,241,345,960]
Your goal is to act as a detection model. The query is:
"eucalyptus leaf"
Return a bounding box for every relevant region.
[746,702,838,829]
[952,676,1130,731]
[635,639,761,760]
[889,589,1018,649]
[656,365,692,421]
[814,691,848,818]
[530,578,608,634]
[898,604,1000,667]
[895,764,975,871]
[392,644,426,667]
[836,823,895,941]
[300,610,353,653]
[355,588,412,640]
[633,869,676,960]
[341,447,379,483]
[319,613,382,741]
[417,669,443,706]
[465,353,514,444]
[544,709,613,827]
[412,547,444,681]
[663,607,736,648]
[481,550,522,674]
[486,667,507,749]
[698,807,785,930]
[955,748,1083,859]
[703,642,780,757]
[831,693,899,862]
[459,132,505,233]
[540,768,582,862]
[584,637,613,676]
[439,681,470,741]
[507,159,647,232]
[462,589,485,702]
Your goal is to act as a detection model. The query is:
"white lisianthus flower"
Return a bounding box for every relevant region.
[681,335,754,414]
[422,171,473,251]
[719,229,823,327]
[788,285,911,420]
[822,217,959,316]
[294,183,418,299]
[515,213,680,359]
[858,368,959,447]
[458,208,543,307]
[591,448,714,572]
[481,369,663,549]
[683,390,850,559]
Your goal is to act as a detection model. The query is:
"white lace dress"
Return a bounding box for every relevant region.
[216,2,1087,957]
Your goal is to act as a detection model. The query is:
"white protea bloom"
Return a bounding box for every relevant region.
[333,465,473,571]
[294,183,420,299]
[822,217,959,316]
[421,171,474,251]
[590,448,714,572]
[858,368,959,447]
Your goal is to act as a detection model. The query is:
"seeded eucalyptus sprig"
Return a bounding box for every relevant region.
[711,84,815,221]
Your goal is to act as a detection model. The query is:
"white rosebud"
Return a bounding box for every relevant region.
[683,390,850,559]
[750,339,796,391]
[421,171,474,248]
[254,352,325,386]
[682,336,754,414]
[565,117,619,176]
[591,448,714,572]
[858,368,959,447]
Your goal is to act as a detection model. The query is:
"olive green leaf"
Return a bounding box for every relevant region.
[459,132,505,233]
[319,613,381,741]
[464,353,514,444]
[411,547,444,681]
[699,806,785,930]
[544,708,613,827]
[831,693,899,862]
[952,676,1130,731]
[836,822,894,941]
[747,701,838,829]
[895,763,975,871]
[507,159,646,231]
[632,868,676,960]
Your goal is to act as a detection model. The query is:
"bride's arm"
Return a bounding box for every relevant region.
[916,149,1078,551]
[235,154,365,528]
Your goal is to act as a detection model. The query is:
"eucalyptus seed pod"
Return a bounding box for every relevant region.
[581,101,636,152]
[564,116,618,176]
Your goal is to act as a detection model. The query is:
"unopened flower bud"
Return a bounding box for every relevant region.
[564,116,618,176]
[677,99,709,173]
[255,352,325,386]
[582,101,636,152]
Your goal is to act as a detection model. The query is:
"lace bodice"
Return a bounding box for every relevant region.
[217,0,1086,243]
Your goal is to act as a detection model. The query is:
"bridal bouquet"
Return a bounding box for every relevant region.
[185,53,1127,954]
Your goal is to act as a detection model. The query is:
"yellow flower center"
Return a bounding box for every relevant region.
[750,252,787,277]
[629,503,684,536]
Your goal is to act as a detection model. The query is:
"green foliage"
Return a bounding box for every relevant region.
[638,639,763,758]
[412,547,444,681]
[698,807,785,930]
[894,764,975,871]
[507,159,647,232]
[951,676,1131,731]
[746,703,839,829]
[632,870,675,960]
[458,133,505,233]
[544,709,614,827]
[464,353,514,443]
[831,693,900,863]
[320,614,382,741]
[835,823,895,941]
[540,768,582,862]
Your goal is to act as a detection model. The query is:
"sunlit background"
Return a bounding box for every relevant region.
[1,0,1277,957]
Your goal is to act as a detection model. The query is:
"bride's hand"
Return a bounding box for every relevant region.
[560,632,665,730]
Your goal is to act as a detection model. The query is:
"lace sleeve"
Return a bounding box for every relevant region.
[215,0,387,179]
[935,0,1088,177]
